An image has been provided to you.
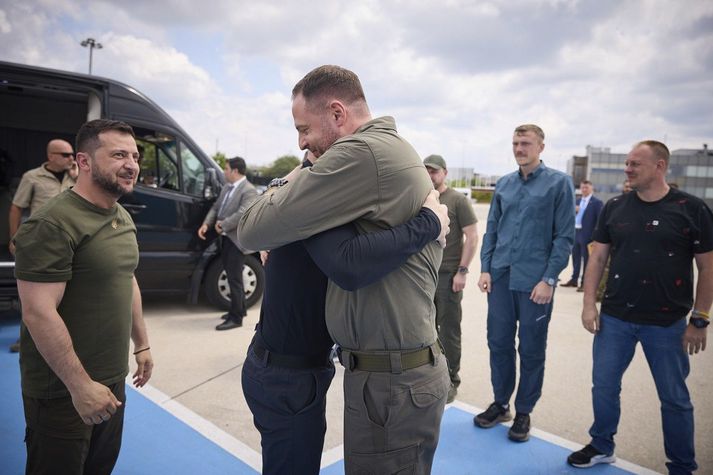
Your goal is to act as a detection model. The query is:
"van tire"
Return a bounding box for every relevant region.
[204,254,264,311]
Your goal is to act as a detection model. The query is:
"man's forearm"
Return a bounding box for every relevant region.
[582,245,609,306]
[693,264,713,314]
[18,280,93,392]
[459,227,478,269]
[9,205,22,239]
[24,308,92,392]
[130,277,150,349]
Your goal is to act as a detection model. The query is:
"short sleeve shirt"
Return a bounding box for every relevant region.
[12,164,76,214]
[438,187,477,272]
[14,190,138,398]
[594,189,713,326]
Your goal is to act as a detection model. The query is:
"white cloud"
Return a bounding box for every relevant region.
[0,10,11,34]
[0,0,711,175]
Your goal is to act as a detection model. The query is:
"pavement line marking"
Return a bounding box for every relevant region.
[320,444,344,469]
[450,401,662,475]
[127,378,262,472]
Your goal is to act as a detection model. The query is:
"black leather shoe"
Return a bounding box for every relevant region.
[216,319,242,331]
[220,313,230,320]
[561,280,578,287]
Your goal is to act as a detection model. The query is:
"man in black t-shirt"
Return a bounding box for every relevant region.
[567,141,713,474]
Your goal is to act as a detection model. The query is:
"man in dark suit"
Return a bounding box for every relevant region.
[198,157,257,330]
[563,180,603,291]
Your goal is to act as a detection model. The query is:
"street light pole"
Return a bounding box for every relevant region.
[80,38,103,74]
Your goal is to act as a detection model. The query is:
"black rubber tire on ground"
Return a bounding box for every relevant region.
[204,254,264,311]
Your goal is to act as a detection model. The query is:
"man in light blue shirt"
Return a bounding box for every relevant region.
[475,124,575,442]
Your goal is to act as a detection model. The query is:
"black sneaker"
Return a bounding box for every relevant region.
[508,413,530,442]
[474,402,512,428]
[567,444,616,468]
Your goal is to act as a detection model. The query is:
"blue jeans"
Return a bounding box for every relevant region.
[590,313,696,475]
[486,271,553,414]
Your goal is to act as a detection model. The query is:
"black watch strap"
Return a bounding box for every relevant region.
[690,317,710,329]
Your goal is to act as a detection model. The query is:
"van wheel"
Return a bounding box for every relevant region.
[204,254,264,311]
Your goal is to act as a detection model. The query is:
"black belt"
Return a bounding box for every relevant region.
[252,343,332,370]
[337,345,439,373]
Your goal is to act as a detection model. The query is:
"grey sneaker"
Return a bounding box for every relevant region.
[474,402,512,428]
[508,413,530,442]
[567,444,616,468]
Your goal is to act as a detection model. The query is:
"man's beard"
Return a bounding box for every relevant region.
[92,166,131,197]
[312,117,341,158]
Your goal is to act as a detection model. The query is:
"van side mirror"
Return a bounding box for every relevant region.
[204,169,218,200]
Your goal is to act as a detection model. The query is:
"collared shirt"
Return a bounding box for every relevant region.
[575,194,591,229]
[239,116,441,351]
[480,162,575,292]
[12,164,76,214]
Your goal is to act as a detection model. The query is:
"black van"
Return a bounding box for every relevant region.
[0,61,264,311]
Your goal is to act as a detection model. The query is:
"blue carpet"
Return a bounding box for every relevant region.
[320,406,635,474]
[1,318,643,474]
[0,321,256,475]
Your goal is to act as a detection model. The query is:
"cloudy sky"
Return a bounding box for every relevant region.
[1,0,711,176]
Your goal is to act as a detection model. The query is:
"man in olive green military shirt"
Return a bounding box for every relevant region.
[424,154,478,403]
[14,120,152,475]
[239,65,450,474]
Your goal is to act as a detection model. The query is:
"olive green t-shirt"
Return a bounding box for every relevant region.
[14,190,138,399]
[439,187,477,273]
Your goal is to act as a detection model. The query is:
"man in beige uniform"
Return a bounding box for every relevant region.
[8,138,77,352]
[239,65,450,474]
[9,139,77,254]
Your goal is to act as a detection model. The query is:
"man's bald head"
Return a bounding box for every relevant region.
[46,139,75,172]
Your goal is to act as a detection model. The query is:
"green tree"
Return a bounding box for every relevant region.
[212,151,227,169]
[261,154,300,178]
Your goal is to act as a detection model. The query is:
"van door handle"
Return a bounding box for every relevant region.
[123,204,147,214]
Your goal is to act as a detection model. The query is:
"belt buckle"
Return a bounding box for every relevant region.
[336,347,356,371]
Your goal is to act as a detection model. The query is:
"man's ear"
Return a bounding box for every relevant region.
[75,152,91,171]
[329,100,347,126]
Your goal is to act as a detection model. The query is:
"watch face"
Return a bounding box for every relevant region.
[691,318,710,329]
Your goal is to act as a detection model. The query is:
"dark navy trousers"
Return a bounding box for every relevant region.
[486,270,553,414]
[241,342,335,475]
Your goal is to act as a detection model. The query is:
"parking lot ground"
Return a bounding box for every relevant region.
[1,204,711,474]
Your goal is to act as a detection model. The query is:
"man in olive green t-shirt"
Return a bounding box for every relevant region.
[424,155,478,403]
[14,119,152,475]
[239,65,450,474]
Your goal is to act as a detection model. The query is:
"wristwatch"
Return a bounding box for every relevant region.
[542,277,556,287]
[457,266,469,274]
[689,317,710,329]
[267,178,289,189]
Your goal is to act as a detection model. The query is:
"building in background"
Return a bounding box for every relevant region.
[567,144,713,207]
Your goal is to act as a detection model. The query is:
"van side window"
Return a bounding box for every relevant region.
[134,129,179,191]
[180,144,206,197]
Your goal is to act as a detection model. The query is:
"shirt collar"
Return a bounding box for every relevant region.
[519,161,546,181]
[230,176,246,188]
